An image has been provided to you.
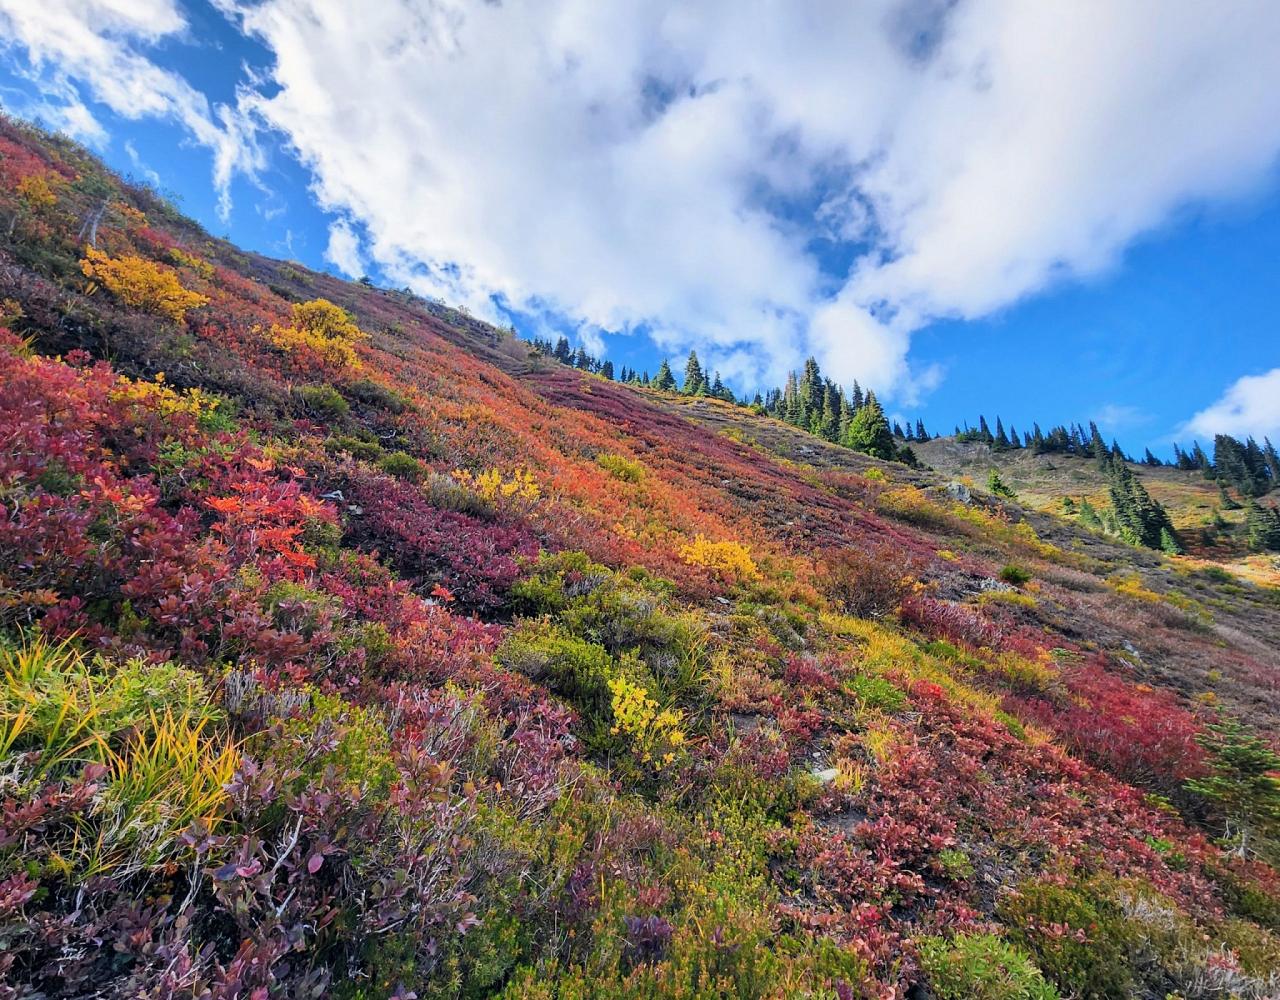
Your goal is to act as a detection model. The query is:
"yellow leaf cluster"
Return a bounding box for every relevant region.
[268,298,367,371]
[17,173,57,210]
[608,675,686,769]
[453,466,541,505]
[110,371,222,422]
[80,247,209,323]
[678,534,760,581]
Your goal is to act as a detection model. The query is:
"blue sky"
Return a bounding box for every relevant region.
[3,0,1280,457]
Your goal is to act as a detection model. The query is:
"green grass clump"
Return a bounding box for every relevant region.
[919,933,1058,1000]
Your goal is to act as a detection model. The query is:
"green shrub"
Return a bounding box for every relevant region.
[919,933,1058,1000]
[346,377,411,413]
[295,383,349,420]
[378,450,424,482]
[596,452,645,483]
[936,848,976,881]
[842,673,907,713]
[497,622,620,734]
[325,433,383,461]
[998,880,1135,998]
[999,564,1032,586]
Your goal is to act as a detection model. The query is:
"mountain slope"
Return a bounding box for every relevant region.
[2,112,1280,999]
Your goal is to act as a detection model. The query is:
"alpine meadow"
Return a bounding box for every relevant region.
[3,3,1280,999]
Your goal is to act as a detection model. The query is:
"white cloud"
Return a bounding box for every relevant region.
[0,0,262,217]
[1183,369,1280,442]
[324,219,364,277]
[8,0,1280,396]
[1094,404,1150,430]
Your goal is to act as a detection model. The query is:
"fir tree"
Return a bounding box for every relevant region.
[682,351,705,395]
[1187,716,1280,861]
[652,359,677,392]
[1246,501,1280,553]
[843,391,895,460]
[600,360,615,380]
[986,469,1016,499]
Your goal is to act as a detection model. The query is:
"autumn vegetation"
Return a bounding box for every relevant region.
[2,112,1280,999]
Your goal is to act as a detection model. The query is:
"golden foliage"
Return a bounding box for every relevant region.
[678,534,760,582]
[453,466,541,505]
[268,297,367,371]
[80,247,209,322]
[608,675,686,769]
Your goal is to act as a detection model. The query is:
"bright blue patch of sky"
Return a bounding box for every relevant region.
[2,7,1278,458]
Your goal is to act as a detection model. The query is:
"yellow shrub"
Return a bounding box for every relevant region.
[978,590,1037,609]
[453,466,541,505]
[80,247,209,322]
[596,452,644,483]
[678,534,760,582]
[17,172,57,209]
[168,247,216,280]
[110,371,222,423]
[608,675,686,769]
[268,298,367,371]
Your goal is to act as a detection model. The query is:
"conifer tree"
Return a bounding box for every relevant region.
[1187,716,1280,861]
[1246,501,1280,552]
[844,391,895,460]
[652,359,676,392]
[682,351,705,395]
[600,360,614,380]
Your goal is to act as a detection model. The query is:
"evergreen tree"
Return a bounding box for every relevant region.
[1088,422,1108,467]
[977,415,993,444]
[553,336,572,363]
[682,351,705,395]
[600,360,615,380]
[652,359,677,392]
[1186,716,1280,861]
[1245,501,1280,553]
[915,419,928,441]
[1143,448,1160,466]
[844,391,896,460]
[994,417,1010,450]
[1078,498,1103,531]
[892,421,905,438]
[1265,438,1280,484]
[1106,459,1177,550]
[986,469,1016,499]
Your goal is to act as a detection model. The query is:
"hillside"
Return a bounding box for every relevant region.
[912,436,1280,580]
[2,113,1280,999]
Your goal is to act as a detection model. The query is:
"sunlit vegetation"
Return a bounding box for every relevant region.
[2,111,1279,999]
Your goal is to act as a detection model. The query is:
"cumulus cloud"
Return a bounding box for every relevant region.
[0,0,262,217]
[324,219,364,278]
[7,0,1280,395]
[1183,369,1280,441]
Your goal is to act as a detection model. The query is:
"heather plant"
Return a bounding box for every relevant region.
[919,933,1058,1000]
[998,879,1137,998]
